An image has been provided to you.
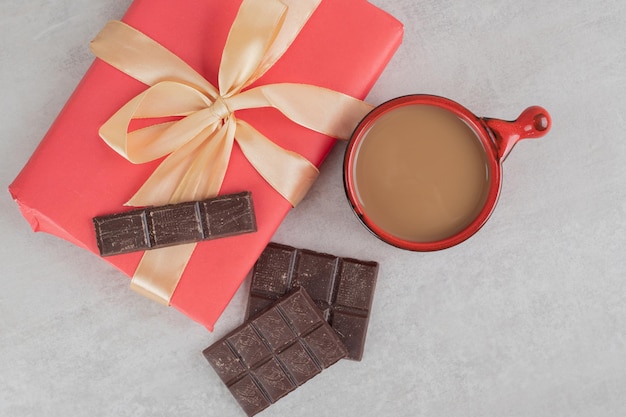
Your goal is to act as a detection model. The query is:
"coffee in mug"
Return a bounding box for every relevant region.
[344,95,551,251]
[352,104,491,242]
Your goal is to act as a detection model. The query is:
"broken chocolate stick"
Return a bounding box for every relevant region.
[93,191,256,257]
[246,242,379,361]
[203,287,347,416]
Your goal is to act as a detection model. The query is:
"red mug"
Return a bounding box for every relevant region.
[343,95,551,251]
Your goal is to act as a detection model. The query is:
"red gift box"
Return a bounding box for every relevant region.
[9,0,403,330]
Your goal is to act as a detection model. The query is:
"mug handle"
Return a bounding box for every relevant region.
[483,106,551,161]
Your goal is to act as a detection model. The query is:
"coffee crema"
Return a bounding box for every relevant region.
[352,104,491,243]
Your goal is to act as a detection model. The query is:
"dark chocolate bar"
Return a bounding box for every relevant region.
[93,191,256,256]
[246,242,378,361]
[203,287,347,416]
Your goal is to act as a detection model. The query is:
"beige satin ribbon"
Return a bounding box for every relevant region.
[90,0,374,305]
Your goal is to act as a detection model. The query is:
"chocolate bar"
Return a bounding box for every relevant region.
[93,191,256,256]
[246,242,378,361]
[203,287,347,416]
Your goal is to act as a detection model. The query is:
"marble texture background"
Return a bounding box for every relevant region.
[2,0,625,416]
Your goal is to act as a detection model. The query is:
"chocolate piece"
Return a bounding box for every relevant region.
[246,242,378,361]
[203,287,347,416]
[93,191,256,256]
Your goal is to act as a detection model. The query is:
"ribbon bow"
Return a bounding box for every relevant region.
[90,0,373,305]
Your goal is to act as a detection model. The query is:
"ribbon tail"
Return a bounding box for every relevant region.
[247,0,322,86]
[218,0,288,96]
[126,121,220,207]
[171,117,236,202]
[235,119,318,206]
[229,84,374,140]
[131,243,197,305]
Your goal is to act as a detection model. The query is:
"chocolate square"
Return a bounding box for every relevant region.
[249,243,295,296]
[92,209,148,256]
[147,202,202,248]
[277,342,321,385]
[253,358,295,402]
[228,376,270,416]
[201,192,257,238]
[203,341,245,385]
[227,325,271,368]
[293,250,338,307]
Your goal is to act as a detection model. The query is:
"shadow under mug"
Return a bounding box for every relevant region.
[343,95,551,251]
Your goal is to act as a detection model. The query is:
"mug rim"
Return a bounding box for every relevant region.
[343,94,502,251]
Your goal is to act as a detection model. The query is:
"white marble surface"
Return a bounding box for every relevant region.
[2,1,625,416]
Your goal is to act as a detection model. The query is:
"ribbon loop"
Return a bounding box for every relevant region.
[219,0,288,96]
[91,21,218,98]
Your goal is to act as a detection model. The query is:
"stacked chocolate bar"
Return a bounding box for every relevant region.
[204,242,379,416]
[93,193,379,416]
